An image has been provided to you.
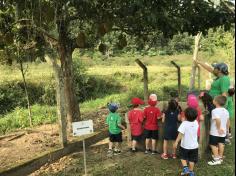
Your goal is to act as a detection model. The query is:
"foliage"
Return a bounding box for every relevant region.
[0,104,57,135]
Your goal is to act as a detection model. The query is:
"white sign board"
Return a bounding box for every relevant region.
[72,120,94,136]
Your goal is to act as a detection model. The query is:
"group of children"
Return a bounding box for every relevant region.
[105,90,234,176]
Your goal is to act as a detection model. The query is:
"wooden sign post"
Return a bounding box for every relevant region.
[72,120,94,176]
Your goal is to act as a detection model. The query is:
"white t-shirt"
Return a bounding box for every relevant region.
[178,120,199,149]
[210,107,229,137]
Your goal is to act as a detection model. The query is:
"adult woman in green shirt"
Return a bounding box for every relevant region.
[194,60,231,114]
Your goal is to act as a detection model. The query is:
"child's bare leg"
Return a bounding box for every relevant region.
[145,138,151,150]
[172,140,176,154]
[132,140,137,150]
[151,139,156,151]
[218,143,225,158]
[109,141,113,150]
[163,140,168,154]
[189,162,195,172]
[210,145,219,158]
[181,160,188,167]
[114,142,118,150]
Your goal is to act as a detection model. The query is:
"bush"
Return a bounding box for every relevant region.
[0,104,57,135]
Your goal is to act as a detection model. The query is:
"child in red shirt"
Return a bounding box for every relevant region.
[143,94,162,154]
[187,94,204,139]
[128,97,145,152]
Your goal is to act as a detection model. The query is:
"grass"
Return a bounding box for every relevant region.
[0,52,235,135]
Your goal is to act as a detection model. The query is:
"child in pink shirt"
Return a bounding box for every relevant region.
[187,94,204,139]
[128,97,145,152]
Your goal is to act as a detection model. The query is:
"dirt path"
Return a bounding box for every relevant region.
[0,108,114,171]
[29,136,235,176]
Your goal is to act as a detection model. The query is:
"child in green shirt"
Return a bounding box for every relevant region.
[106,103,125,155]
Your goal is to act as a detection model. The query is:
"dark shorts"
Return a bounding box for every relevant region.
[109,132,122,142]
[209,135,225,146]
[179,147,198,163]
[164,129,178,140]
[143,129,158,140]
[131,135,142,141]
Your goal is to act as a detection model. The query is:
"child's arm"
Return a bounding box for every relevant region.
[162,113,165,123]
[118,124,126,130]
[199,114,204,121]
[173,133,183,149]
[215,118,225,135]
[177,114,181,122]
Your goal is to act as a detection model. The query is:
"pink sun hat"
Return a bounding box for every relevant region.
[187,94,199,109]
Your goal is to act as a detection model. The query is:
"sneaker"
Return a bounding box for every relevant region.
[144,149,151,154]
[151,151,158,155]
[161,153,168,159]
[212,155,225,159]
[107,149,113,154]
[171,153,177,159]
[114,150,121,155]
[189,171,195,176]
[225,139,231,145]
[208,159,222,165]
[107,149,113,156]
[131,149,137,153]
[181,167,190,175]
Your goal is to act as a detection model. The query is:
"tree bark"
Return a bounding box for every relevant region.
[57,21,81,134]
[19,61,32,127]
[45,55,68,147]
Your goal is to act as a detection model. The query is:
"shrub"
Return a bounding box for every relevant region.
[0,104,57,135]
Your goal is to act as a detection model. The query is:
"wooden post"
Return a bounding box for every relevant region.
[135,59,148,102]
[170,61,181,97]
[189,32,202,91]
[197,65,201,90]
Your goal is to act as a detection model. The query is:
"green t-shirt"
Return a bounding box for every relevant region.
[106,112,122,134]
[209,75,230,98]
[209,75,233,115]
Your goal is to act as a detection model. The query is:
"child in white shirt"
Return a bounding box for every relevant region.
[174,107,199,176]
[208,95,230,166]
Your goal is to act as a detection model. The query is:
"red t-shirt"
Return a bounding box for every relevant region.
[143,106,161,130]
[128,109,144,136]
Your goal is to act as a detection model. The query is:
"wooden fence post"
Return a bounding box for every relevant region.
[135,59,148,102]
[189,32,202,91]
[170,61,181,97]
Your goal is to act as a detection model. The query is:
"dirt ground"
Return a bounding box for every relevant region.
[29,136,235,176]
[0,108,116,171]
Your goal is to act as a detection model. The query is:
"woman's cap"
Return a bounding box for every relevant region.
[212,62,228,74]
[131,97,144,105]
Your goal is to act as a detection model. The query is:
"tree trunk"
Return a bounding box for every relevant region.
[19,61,32,127]
[45,55,67,147]
[58,36,81,134]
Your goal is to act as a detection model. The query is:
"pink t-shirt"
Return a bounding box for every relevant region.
[128,109,144,136]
